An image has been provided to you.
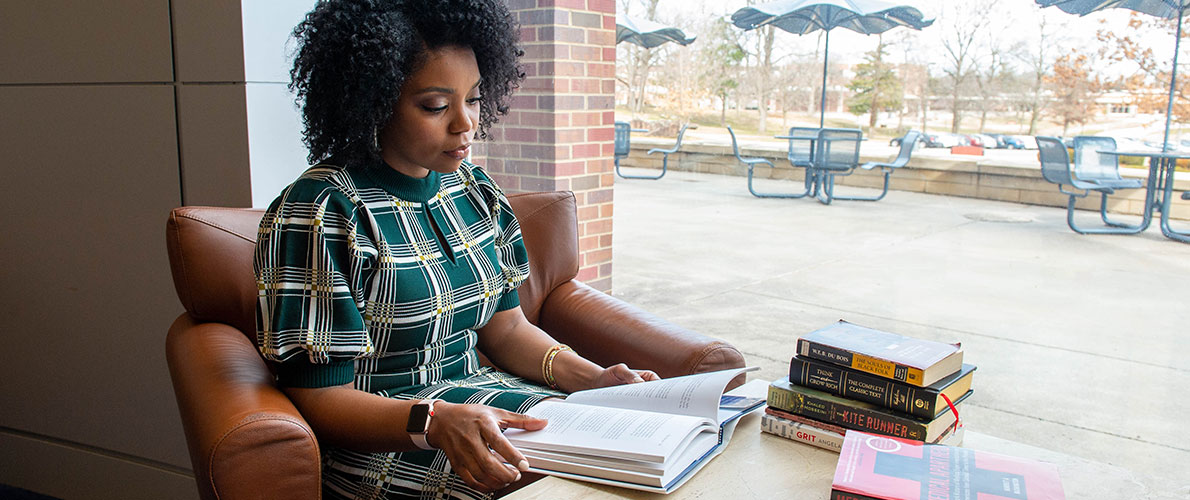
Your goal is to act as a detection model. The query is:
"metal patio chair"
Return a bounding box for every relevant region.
[727,126,803,199]
[785,126,818,169]
[781,126,819,198]
[846,129,922,202]
[613,121,632,175]
[811,128,864,205]
[619,124,692,180]
[1037,136,1146,234]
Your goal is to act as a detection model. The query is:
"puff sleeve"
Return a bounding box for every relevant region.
[472,167,530,312]
[253,178,377,388]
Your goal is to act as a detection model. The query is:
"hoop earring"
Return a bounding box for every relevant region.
[373,128,381,151]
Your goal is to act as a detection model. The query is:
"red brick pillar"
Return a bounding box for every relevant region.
[475,0,616,292]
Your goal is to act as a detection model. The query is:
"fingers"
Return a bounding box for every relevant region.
[482,422,531,473]
[433,405,536,492]
[637,369,660,381]
[501,411,548,431]
[609,363,646,384]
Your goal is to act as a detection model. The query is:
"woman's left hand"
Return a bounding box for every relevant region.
[587,363,660,389]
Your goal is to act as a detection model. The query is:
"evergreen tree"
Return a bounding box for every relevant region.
[699,19,745,126]
[846,39,903,131]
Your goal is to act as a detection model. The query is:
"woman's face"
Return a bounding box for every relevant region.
[379,45,481,178]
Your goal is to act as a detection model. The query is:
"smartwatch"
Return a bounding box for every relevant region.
[406,399,441,450]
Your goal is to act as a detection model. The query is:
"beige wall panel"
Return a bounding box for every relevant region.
[178,84,252,206]
[0,1,172,84]
[0,85,190,468]
[172,0,246,82]
[0,430,198,500]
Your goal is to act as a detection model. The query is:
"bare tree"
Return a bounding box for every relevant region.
[971,11,1018,134]
[1016,11,1061,135]
[1046,51,1104,136]
[1099,12,1190,123]
[755,25,776,133]
[939,0,997,132]
[617,0,663,113]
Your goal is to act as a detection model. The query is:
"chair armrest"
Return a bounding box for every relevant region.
[535,280,746,388]
[647,147,677,155]
[861,162,892,170]
[166,314,321,500]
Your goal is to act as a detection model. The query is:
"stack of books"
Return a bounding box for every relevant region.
[761,321,975,452]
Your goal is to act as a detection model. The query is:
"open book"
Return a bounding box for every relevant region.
[505,366,762,494]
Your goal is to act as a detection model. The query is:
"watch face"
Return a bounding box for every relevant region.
[406,404,432,433]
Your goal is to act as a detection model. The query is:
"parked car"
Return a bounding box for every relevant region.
[1010,135,1038,149]
[990,134,1025,149]
[971,134,999,148]
[889,130,925,149]
[926,132,966,148]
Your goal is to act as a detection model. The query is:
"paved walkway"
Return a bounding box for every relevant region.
[608,167,1190,499]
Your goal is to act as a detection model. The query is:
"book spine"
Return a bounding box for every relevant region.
[830,490,886,500]
[760,413,843,452]
[789,356,939,419]
[767,383,929,441]
[797,338,926,386]
[765,406,849,435]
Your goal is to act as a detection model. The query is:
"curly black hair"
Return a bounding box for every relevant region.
[289,0,524,165]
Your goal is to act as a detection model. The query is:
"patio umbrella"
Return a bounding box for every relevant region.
[616,14,696,48]
[731,0,934,127]
[1036,0,1189,151]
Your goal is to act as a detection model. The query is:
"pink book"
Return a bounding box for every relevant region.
[831,431,1065,500]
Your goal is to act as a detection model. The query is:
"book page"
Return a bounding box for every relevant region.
[506,399,714,463]
[523,429,720,490]
[564,367,756,422]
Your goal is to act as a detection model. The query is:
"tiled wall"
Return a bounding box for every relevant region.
[0,1,310,498]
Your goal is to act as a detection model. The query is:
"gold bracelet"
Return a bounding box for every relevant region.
[542,344,571,390]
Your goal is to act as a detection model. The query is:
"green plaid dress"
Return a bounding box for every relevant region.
[254,160,559,500]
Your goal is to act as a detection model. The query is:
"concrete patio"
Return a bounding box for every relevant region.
[608,167,1190,499]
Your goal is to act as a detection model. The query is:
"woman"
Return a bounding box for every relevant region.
[254,1,658,498]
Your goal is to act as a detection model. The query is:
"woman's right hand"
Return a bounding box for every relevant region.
[425,402,548,492]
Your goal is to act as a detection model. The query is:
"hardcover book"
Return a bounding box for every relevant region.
[767,377,968,443]
[763,407,966,450]
[831,431,1065,500]
[797,321,963,387]
[766,406,849,435]
[762,412,966,453]
[789,356,976,419]
[504,367,763,493]
[761,412,846,452]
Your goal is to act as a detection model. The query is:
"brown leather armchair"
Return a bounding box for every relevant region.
[165,190,746,499]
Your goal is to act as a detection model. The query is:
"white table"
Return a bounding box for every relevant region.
[505,381,1147,500]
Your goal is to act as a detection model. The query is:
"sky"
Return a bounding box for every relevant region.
[618,0,1175,76]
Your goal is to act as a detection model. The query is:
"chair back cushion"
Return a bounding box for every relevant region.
[507,191,579,324]
[166,191,579,338]
[167,207,264,338]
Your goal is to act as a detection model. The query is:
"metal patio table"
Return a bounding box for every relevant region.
[1099,149,1190,242]
[774,131,867,200]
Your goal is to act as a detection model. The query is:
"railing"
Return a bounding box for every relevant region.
[618,137,1190,221]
